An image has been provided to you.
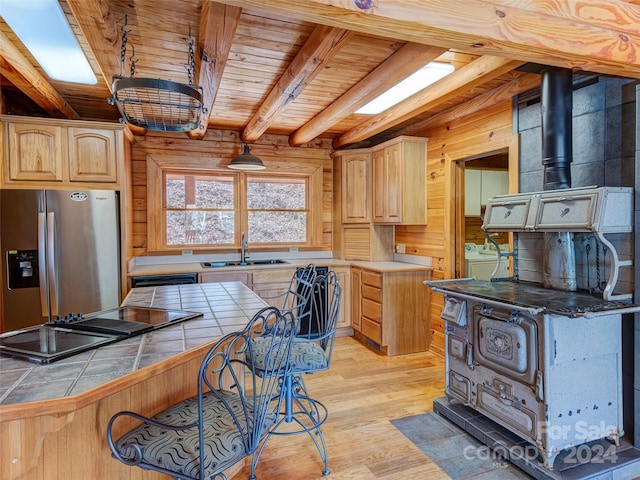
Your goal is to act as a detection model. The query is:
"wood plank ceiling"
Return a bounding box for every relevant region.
[1,0,638,149]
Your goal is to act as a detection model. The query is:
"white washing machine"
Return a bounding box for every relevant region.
[464,243,509,280]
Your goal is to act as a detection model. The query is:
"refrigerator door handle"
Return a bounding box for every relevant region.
[37,212,49,317]
[47,211,58,317]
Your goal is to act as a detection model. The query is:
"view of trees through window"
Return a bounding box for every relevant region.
[165,172,308,246]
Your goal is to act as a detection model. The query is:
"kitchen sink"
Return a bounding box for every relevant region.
[200,259,289,268]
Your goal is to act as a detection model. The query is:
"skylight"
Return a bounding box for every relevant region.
[1,0,97,84]
[356,62,454,115]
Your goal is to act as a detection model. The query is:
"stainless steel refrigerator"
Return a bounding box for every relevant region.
[1,189,121,332]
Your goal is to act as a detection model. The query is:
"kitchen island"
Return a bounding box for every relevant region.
[0,281,266,480]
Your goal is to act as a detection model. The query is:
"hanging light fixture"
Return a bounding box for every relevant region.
[228,143,266,170]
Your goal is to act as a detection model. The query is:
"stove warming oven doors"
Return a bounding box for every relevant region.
[441,294,624,469]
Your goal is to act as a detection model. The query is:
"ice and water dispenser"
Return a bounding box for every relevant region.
[7,249,39,289]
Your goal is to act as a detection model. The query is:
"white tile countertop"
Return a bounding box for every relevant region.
[0,282,265,409]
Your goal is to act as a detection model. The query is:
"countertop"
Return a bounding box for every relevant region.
[0,281,266,417]
[129,257,432,276]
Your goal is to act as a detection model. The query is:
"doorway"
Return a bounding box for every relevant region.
[452,148,515,280]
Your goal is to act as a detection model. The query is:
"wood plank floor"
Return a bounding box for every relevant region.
[237,336,450,479]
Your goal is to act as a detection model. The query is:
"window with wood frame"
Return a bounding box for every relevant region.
[165,172,236,246]
[146,155,323,253]
[246,175,308,243]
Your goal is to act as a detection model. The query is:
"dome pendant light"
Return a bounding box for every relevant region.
[228,143,266,170]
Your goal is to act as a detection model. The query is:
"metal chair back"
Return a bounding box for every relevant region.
[107,306,296,480]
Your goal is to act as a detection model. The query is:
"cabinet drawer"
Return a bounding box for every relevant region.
[362,298,381,322]
[361,284,381,302]
[361,317,381,343]
[251,268,296,284]
[361,271,382,288]
[199,271,251,287]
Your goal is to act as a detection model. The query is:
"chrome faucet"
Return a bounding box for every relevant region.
[241,231,250,264]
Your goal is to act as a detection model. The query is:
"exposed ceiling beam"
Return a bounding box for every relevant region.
[216,0,640,78]
[188,1,241,140]
[393,71,541,138]
[333,55,524,148]
[0,31,80,119]
[288,43,446,146]
[241,25,353,142]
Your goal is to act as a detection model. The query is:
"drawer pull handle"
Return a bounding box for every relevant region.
[560,207,570,217]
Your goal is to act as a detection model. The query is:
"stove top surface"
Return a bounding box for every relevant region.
[433,280,639,317]
[0,307,203,363]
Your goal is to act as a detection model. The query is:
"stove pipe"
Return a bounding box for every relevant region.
[541,67,573,190]
[541,67,576,290]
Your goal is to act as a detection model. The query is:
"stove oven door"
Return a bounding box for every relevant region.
[472,305,538,387]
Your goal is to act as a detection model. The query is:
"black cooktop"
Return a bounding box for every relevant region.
[0,307,203,363]
[430,280,640,317]
[46,306,203,335]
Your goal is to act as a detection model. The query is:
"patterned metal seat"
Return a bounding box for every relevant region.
[251,270,342,477]
[106,306,296,480]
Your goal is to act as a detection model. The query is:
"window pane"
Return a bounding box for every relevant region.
[166,177,185,208]
[247,178,305,209]
[195,178,234,208]
[248,212,306,243]
[166,173,234,209]
[166,211,235,245]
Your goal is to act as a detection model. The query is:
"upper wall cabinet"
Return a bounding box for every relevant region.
[371,136,427,225]
[340,149,371,223]
[2,115,124,188]
[465,168,509,216]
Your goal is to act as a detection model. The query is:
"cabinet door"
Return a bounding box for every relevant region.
[7,123,64,182]
[480,170,509,205]
[372,148,386,223]
[372,144,403,223]
[68,128,118,183]
[351,268,361,331]
[465,169,482,216]
[334,269,349,329]
[342,152,371,223]
[384,143,402,223]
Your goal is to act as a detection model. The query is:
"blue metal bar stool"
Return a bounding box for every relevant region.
[251,270,342,477]
[106,306,296,480]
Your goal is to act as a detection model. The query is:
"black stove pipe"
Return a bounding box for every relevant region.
[541,67,573,190]
[540,67,576,291]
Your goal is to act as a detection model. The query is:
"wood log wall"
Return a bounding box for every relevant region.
[129,130,334,257]
[396,98,516,354]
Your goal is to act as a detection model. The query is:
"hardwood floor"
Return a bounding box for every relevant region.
[237,336,450,479]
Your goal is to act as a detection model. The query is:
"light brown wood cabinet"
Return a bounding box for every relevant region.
[371,136,427,225]
[352,266,431,356]
[340,149,371,223]
[68,127,119,183]
[342,224,392,261]
[2,115,124,188]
